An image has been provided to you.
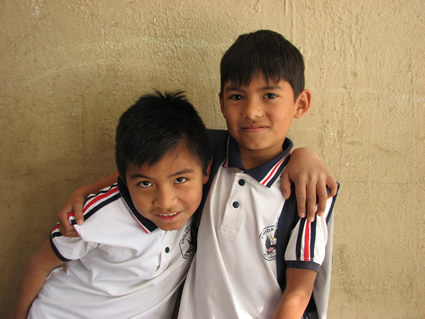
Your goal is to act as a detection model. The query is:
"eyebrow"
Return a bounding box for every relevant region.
[224,84,282,92]
[129,168,195,180]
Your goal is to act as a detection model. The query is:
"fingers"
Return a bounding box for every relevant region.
[280,170,292,200]
[304,174,337,221]
[294,180,307,219]
[327,177,338,198]
[295,175,328,222]
[57,201,84,238]
[316,174,338,217]
[305,181,318,222]
[57,207,71,226]
[73,202,84,225]
[59,221,80,237]
[296,184,319,222]
[315,180,329,217]
[58,211,79,237]
[280,147,338,222]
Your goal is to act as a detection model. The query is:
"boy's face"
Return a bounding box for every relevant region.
[220,73,310,168]
[124,145,209,231]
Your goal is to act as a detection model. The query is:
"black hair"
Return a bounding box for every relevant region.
[115,90,212,181]
[220,30,305,99]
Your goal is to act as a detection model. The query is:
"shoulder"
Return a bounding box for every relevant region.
[206,129,228,160]
[82,184,121,221]
[207,129,229,143]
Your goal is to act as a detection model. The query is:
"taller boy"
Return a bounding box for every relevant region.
[178,30,338,318]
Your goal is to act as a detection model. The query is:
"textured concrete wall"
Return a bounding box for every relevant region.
[1,1,424,317]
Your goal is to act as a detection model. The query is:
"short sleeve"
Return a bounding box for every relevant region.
[284,196,335,271]
[50,224,97,262]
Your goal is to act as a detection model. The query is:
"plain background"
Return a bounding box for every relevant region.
[1,0,424,317]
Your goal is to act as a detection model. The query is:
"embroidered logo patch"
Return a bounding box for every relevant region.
[259,224,278,261]
[179,224,195,259]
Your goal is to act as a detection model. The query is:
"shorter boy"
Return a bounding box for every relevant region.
[13,91,212,319]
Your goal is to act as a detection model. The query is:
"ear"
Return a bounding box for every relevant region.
[203,158,213,184]
[294,89,311,119]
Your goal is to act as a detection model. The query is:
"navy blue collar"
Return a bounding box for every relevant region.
[223,136,293,188]
[118,177,158,233]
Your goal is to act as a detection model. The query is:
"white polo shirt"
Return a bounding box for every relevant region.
[178,137,334,318]
[29,178,195,319]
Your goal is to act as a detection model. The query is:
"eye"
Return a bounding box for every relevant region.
[138,181,152,188]
[229,94,243,101]
[175,177,187,184]
[264,93,278,99]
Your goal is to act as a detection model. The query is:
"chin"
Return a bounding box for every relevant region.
[158,221,185,231]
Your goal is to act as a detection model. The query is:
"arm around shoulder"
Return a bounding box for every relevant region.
[58,172,119,236]
[13,240,64,319]
[280,147,337,221]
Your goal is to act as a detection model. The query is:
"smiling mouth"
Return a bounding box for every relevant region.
[242,125,267,131]
[158,212,179,217]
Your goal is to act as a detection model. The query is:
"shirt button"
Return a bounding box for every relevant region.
[232,201,240,208]
[238,179,245,186]
[165,247,170,253]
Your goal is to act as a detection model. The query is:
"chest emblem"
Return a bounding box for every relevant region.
[179,224,195,259]
[259,224,278,261]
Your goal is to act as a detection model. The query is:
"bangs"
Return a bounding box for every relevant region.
[221,43,285,88]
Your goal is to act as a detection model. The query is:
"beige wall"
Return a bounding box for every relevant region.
[1,0,424,317]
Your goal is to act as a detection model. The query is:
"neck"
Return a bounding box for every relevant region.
[239,149,282,170]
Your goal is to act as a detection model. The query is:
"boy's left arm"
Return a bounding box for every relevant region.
[281,147,337,222]
[272,268,317,319]
[13,240,64,319]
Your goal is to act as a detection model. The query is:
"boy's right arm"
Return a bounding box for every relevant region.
[272,268,317,319]
[58,173,119,236]
[13,240,64,319]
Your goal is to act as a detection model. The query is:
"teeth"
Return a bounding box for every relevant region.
[159,212,178,217]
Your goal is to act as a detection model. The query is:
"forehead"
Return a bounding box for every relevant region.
[223,73,289,91]
[224,69,283,85]
[160,144,203,166]
[127,144,203,175]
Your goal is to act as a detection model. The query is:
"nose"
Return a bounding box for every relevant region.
[242,98,263,119]
[153,185,177,210]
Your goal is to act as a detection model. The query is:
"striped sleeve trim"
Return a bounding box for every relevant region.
[296,219,317,262]
[50,184,120,238]
[286,260,321,272]
[68,184,120,225]
[51,223,61,238]
[49,184,121,262]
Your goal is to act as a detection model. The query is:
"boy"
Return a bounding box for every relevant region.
[13,91,212,319]
[56,31,338,317]
[177,30,338,318]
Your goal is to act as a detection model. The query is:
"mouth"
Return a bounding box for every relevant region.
[241,124,268,132]
[158,212,179,217]
[156,211,183,222]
